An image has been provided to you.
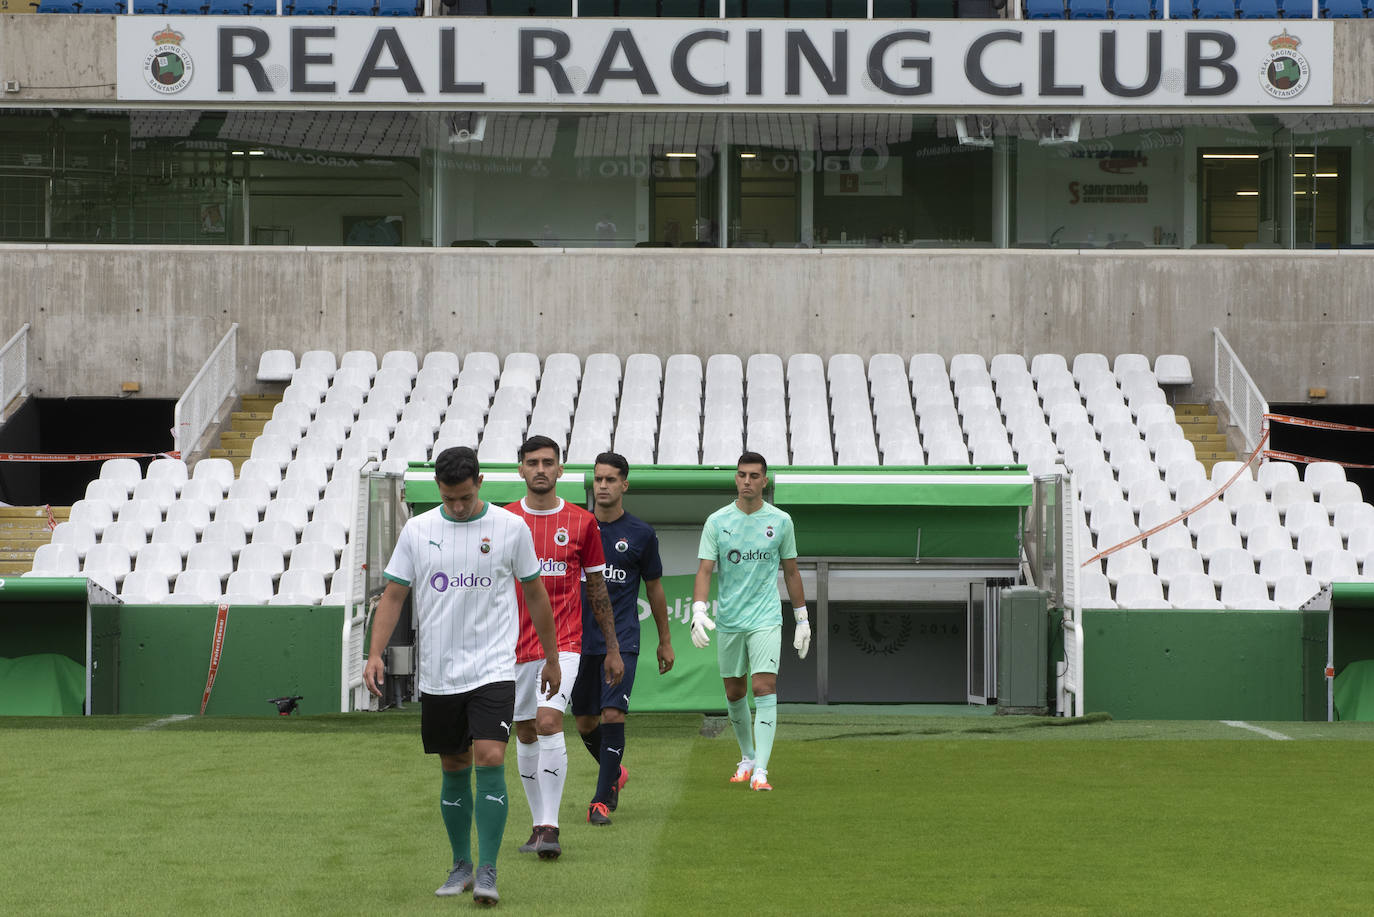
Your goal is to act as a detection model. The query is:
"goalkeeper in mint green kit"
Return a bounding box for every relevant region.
[691,451,810,792]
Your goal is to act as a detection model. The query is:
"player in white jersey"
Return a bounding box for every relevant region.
[365,447,560,907]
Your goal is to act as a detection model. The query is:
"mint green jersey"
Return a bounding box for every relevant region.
[698,501,798,633]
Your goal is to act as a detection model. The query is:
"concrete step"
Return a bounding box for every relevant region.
[210,446,253,460]
[241,394,282,413]
[219,429,259,444]
[229,416,270,434]
[0,506,69,521]
[1176,414,1221,433]
[1174,403,1211,416]
[0,560,36,574]
[0,537,53,553]
[1185,432,1229,447]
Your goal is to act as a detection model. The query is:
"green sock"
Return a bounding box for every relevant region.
[753,694,778,773]
[474,765,508,869]
[726,696,755,761]
[440,768,473,865]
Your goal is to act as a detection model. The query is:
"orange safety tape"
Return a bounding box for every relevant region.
[1264,413,1374,434]
[1081,428,1270,568]
[199,603,230,716]
[0,451,179,462]
[1263,449,1374,470]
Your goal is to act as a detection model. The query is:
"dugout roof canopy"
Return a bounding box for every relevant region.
[403,464,1032,560]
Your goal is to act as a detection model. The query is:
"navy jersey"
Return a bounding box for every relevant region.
[581,511,663,655]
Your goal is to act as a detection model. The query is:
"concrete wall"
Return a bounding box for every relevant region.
[0,244,1368,403]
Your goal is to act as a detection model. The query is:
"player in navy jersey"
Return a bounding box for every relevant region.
[572,452,675,826]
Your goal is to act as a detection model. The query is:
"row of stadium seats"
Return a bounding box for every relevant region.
[29,456,354,605]
[34,0,416,12]
[254,348,1196,471]
[1079,455,1370,609]
[1024,0,1335,15]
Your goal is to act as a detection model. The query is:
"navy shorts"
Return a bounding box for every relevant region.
[420,681,515,755]
[571,652,639,717]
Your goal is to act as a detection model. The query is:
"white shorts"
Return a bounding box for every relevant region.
[513,651,581,722]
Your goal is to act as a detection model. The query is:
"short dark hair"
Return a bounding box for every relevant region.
[595,452,630,480]
[518,434,561,462]
[737,451,768,474]
[434,446,481,486]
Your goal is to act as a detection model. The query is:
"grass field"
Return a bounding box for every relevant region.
[5,708,1374,916]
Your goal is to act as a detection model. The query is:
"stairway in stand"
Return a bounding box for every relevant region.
[0,505,70,575]
[1174,403,1237,476]
[208,394,282,475]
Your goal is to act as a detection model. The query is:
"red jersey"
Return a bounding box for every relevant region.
[506,497,606,663]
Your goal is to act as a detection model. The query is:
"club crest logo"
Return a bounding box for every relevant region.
[765,526,774,538]
[480,537,491,554]
[1259,30,1309,100]
[143,26,193,95]
[615,538,628,553]
[554,527,570,546]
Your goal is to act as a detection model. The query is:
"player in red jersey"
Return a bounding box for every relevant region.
[507,434,623,860]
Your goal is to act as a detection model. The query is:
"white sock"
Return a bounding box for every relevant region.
[536,732,568,828]
[516,739,542,827]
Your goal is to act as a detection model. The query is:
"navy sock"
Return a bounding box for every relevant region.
[580,725,602,763]
[593,722,625,805]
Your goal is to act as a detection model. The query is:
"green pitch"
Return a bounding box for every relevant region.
[4,710,1374,916]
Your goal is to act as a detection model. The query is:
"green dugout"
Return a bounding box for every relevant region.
[397,463,1032,711]
[0,577,119,715]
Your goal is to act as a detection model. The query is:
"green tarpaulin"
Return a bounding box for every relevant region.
[1334,658,1374,722]
[0,654,85,715]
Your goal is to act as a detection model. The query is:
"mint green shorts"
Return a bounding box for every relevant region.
[717,626,782,678]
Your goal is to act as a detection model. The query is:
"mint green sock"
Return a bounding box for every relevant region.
[753,694,778,773]
[474,765,508,869]
[440,768,473,864]
[726,696,755,761]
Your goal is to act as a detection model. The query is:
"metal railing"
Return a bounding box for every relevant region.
[1059,473,1085,718]
[0,323,31,415]
[174,324,239,459]
[1213,327,1269,456]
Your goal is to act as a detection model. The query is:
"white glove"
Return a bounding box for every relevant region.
[793,607,811,660]
[690,600,716,649]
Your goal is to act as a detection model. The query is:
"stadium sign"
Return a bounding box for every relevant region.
[118,18,1333,108]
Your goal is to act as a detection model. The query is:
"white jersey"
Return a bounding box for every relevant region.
[383,502,540,695]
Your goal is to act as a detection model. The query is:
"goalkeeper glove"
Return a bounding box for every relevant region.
[793,606,811,660]
[690,601,716,649]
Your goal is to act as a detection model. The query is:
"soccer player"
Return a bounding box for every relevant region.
[505,434,623,859]
[364,446,560,906]
[691,451,810,792]
[572,452,675,826]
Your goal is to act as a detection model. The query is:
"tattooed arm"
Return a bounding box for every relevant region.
[583,569,624,686]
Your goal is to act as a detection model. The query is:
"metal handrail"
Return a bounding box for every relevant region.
[0,323,31,414]
[1213,327,1269,455]
[174,323,239,459]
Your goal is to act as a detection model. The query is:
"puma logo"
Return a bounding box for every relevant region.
[500,721,510,735]
[760,720,774,727]
[607,746,623,756]
[520,772,536,781]
[484,794,506,805]
[429,539,442,549]
[542,768,560,777]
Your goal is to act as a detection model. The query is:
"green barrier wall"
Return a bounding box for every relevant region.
[1083,608,1328,721]
[117,605,345,716]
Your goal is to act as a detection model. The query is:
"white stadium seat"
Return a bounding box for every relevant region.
[257,350,296,383]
